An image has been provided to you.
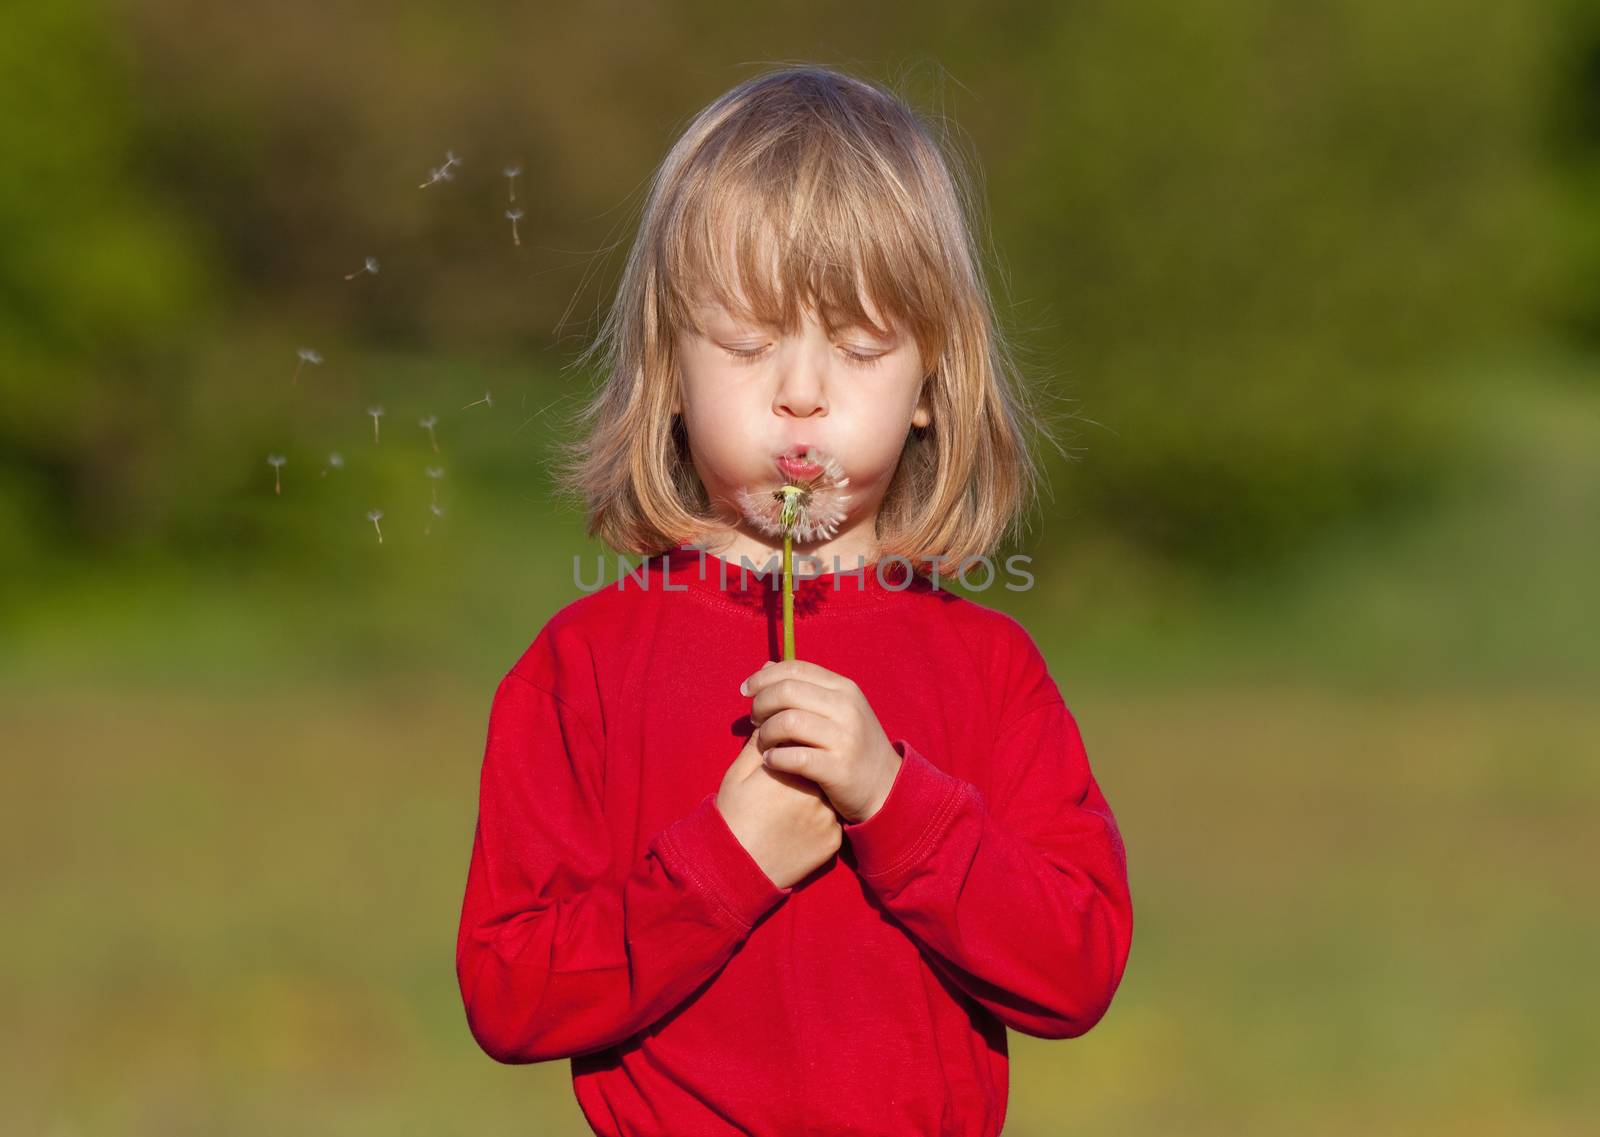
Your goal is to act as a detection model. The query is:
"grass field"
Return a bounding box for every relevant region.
[3,354,1596,1134]
[4,680,1594,1135]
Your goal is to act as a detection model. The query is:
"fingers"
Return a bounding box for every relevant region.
[761,745,830,782]
[741,658,854,697]
[757,762,829,800]
[755,706,839,756]
[748,676,836,727]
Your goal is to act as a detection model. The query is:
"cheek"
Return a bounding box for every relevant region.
[679,365,764,447]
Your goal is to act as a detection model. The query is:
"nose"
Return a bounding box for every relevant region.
[771,349,827,420]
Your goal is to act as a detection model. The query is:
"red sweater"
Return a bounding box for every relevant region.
[456,546,1133,1136]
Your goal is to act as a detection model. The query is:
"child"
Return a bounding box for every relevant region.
[456,65,1133,1136]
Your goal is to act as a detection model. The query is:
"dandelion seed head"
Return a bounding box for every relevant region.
[419,414,438,429]
[367,405,385,418]
[367,509,384,522]
[297,347,323,364]
[506,208,524,221]
[503,164,521,178]
[426,465,445,480]
[328,451,344,469]
[267,453,286,468]
[364,256,380,273]
[429,503,446,517]
[735,446,852,543]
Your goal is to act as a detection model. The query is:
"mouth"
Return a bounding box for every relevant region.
[775,445,825,482]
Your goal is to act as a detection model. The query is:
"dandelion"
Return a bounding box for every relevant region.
[425,464,445,506]
[419,149,461,189]
[344,256,380,280]
[505,208,523,247]
[424,502,446,536]
[267,453,287,495]
[462,389,493,410]
[735,445,852,661]
[419,414,439,453]
[320,451,345,478]
[292,346,323,386]
[367,405,385,443]
[366,508,385,543]
[503,164,521,203]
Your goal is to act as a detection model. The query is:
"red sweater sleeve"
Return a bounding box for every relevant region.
[841,692,1133,1040]
[456,669,793,1064]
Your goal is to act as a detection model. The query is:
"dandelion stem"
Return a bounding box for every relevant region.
[779,484,804,661]
[782,529,795,661]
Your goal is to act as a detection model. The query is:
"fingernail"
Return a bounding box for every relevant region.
[739,679,749,695]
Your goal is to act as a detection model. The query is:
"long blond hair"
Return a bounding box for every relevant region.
[553,64,1065,575]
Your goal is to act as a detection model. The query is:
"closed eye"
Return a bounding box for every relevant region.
[720,344,887,367]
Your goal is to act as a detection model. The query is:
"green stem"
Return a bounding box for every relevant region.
[782,529,795,660]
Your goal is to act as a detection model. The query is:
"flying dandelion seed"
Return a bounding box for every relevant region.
[425,502,446,536]
[366,508,385,543]
[344,256,380,280]
[419,414,440,453]
[505,208,524,247]
[419,149,461,189]
[426,464,445,505]
[735,445,852,661]
[267,453,286,495]
[320,451,344,478]
[503,164,521,203]
[367,405,385,443]
[292,346,323,386]
[462,389,493,410]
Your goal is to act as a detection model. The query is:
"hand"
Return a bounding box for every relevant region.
[714,731,843,890]
[740,659,903,825]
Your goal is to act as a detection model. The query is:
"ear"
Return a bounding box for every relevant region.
[910,374,933,429]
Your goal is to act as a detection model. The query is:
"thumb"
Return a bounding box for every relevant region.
[733,730,765,767]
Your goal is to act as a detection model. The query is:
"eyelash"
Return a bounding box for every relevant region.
[722,345,884,367]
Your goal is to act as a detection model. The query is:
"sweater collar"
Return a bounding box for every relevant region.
[646,544,927,615]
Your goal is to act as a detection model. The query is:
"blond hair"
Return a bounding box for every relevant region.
[553,64,1066,575]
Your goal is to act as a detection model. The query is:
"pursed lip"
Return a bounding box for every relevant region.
[775,444,823,481]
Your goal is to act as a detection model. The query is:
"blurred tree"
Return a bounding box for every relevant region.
[1,0,1577,584]
[979,0,1562,573]
[0,0,215,568]
[1542,0,1600,345]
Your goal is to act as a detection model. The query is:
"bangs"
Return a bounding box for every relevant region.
[659,123,952,363]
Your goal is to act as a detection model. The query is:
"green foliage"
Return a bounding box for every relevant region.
[0,0,1585,585]
[0,0,217,565]
[985,0,1563,575]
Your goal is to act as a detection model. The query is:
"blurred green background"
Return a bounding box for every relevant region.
[4,1,1598,1133]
